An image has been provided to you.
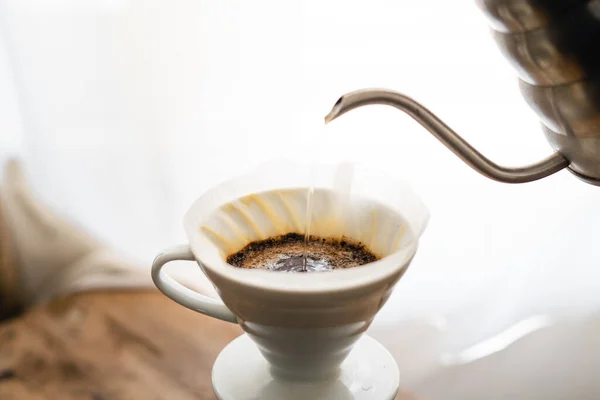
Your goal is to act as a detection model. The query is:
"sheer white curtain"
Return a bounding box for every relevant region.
[2,0,600,388]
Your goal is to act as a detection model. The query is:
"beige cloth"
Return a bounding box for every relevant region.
[0,159,154,307]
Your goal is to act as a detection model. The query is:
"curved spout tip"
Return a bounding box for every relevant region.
[324,89,394,124]
[324,96,344,124]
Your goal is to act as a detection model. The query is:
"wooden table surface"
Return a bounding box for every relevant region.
[0,290,417,400]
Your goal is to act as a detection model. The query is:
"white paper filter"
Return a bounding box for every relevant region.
[185,160,429,261]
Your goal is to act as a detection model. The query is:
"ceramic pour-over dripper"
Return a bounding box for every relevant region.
[152,161,428,398]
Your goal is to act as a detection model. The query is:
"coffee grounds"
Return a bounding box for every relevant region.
[227,233,378,272]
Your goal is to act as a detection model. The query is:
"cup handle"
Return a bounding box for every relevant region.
[151,245,237,324]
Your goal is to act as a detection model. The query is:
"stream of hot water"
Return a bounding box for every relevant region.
[301,162,354,271]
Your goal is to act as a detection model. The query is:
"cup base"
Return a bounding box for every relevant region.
[212,333,400,400]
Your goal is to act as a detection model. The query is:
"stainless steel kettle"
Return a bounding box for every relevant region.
[326,0,600,185]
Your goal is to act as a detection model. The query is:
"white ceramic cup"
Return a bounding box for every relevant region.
[152,161,429,380]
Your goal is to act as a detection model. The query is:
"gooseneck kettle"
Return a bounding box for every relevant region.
[326,0,600,185]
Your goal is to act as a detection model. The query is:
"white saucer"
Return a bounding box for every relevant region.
[212,334,399,400]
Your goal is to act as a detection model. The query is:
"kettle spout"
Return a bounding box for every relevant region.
[324,89,569,184]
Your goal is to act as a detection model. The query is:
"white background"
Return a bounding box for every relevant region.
[1,0,599,393]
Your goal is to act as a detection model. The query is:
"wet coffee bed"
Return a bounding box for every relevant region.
[226,233,378,272]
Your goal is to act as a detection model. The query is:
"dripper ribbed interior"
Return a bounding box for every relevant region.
[200,187,413,260]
